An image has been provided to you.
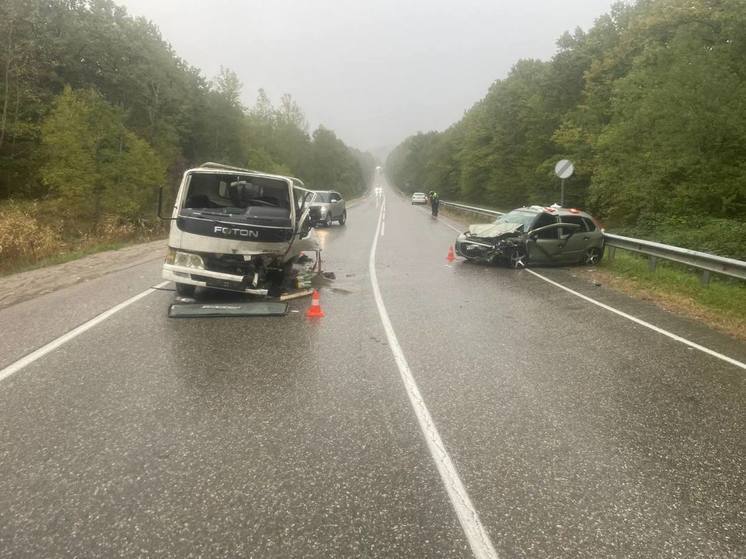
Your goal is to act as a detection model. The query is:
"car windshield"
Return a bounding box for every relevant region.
[494,210,536,231]
[314,192,332,203]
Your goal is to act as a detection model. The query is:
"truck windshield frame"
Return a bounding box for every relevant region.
[180,171,292,217]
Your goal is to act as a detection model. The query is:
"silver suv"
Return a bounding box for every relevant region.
[309,190,347,226]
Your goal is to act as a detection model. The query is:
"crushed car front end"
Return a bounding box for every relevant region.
[455,223,527,265]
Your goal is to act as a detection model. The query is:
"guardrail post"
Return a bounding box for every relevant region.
[700,270,711,287]
[648,256,658,272]
[607,246,616,261]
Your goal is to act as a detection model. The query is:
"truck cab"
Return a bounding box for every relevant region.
[161,162,317,297]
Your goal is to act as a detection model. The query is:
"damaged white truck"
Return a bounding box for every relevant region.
[159,162,318,297]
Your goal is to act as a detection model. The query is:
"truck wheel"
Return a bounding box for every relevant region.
[175,283,196,297]
[339,210,346,225]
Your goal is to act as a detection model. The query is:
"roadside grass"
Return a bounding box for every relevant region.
[0,237,164,277]
[590,251,746,341]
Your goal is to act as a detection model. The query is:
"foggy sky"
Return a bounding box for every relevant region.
[118,0,617,155]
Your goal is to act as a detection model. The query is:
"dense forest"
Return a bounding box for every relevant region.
[0,0,374,268]
[386,0,746,258]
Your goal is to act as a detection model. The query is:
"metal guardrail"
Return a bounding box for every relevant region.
[440,200,746,286]
[440,201,502,218]
[603,234,746,284]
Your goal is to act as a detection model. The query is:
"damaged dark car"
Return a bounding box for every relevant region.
[454,206,605,268]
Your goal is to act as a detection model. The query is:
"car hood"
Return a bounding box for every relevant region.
[467,222,523,238]
[309,202,331,208]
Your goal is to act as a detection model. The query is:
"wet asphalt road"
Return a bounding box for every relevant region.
[0,183,744,558]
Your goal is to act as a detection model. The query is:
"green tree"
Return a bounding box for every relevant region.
[41,86,164,223]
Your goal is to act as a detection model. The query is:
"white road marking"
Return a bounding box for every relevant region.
[380,200,386,237]
[0,281,170,383]
[422,204,746,371]
[369,199,498,559]
[526,270,746,371]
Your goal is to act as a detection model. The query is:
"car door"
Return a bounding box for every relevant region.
[559,215,589,263]
[526,213,564,264]
[329,192,342,219]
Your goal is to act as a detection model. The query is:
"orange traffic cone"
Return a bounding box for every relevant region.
[446,245,456,263]
[306,289,325,318]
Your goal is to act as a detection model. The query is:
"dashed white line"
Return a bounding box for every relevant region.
[0,281,170,383]
[421,204,746,371]
[380,200,386,237]
[369,198,499,559]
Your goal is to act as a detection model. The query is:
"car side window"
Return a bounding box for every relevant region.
[582,217,596,231]
[560,215,586,236]
[532,213,559,239]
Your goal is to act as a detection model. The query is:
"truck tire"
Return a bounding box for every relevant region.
[175,283,196,297]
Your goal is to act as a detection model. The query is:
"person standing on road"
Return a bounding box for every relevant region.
[429,190,440,217]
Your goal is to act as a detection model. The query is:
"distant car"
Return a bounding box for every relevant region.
[309,190,346,226]
[411,192,428,205]
[454,205,604,268]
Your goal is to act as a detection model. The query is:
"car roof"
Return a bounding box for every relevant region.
[515,205,595,218]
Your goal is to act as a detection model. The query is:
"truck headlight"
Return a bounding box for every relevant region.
[319,206,328,215]
[173,251,205,270]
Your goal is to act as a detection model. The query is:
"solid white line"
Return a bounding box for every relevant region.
[369,201,498,558]
[0,281,170,383]
[526,270,746,371]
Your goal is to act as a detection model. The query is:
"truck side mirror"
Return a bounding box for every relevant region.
[157,186,177,221]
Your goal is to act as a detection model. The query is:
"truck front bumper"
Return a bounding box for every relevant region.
[162,264,269,296]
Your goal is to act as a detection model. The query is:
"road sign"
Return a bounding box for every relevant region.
[554,159,574,179]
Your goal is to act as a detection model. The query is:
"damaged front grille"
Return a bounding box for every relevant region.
[203,254,260,275]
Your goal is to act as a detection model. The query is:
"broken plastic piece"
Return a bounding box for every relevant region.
[279,289,314,301]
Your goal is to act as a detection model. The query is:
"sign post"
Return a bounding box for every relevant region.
[554,159,574,206]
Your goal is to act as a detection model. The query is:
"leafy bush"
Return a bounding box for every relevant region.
[0,201,65,266]
[616,215,746,261]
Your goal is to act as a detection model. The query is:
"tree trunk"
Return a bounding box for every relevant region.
[10,69,20,150]
[0,20,15,150]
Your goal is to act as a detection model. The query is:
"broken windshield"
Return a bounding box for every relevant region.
[494,210,536,232]
[183,172,291,216]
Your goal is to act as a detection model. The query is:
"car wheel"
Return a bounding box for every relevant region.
[584,247,603,265]
[175,283,196,297]
[509,248,527,269]
[339,210,346,225]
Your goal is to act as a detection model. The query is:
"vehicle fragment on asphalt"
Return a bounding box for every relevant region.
[168,301,289,318]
